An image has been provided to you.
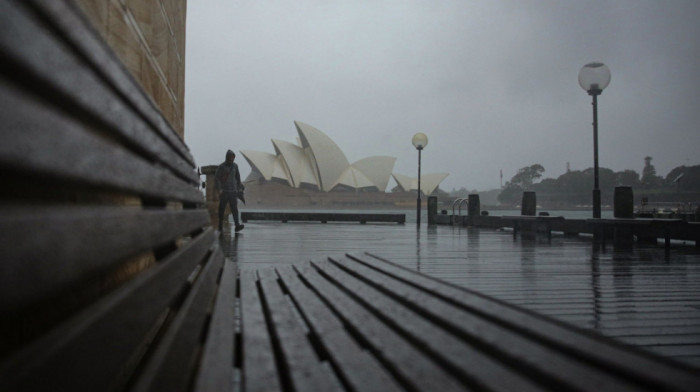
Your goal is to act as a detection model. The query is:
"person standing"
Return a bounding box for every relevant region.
[215,150,245,232]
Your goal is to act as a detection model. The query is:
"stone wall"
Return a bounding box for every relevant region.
[74,0,186,138]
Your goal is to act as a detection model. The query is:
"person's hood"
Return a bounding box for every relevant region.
[226,149,235,159]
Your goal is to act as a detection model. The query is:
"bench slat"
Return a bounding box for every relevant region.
[331,255,642,391]
[288,263,404,392]
[352,252,700,391]
[194,257,237,392]
[131,244,225,392]
[240,270,283,392]
[0,206,210,313]
[257,268,338,391]
[0,229,216,392]
[0,1,197,183]
[314,260,540,392]
[0,82,202,203]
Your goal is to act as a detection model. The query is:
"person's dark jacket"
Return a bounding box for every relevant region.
[215,151,243,193]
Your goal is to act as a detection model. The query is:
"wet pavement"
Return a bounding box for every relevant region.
[219,221,700,369]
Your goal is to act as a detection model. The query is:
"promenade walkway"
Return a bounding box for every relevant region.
[220,220,700,369]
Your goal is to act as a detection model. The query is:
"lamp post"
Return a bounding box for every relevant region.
[578,62,611,219]
[412,133,428,225]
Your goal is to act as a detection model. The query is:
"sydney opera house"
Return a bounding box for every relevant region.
[239,122,448,205]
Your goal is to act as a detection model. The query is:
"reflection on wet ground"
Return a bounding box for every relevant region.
[220,222,700,369]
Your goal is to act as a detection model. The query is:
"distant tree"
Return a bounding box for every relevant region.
[497,164,545,205]
[598,167,617,190]
[510,164,545,190]
[533,178,558,193]
[664,164,700,190]
[435,187,450,198]
[641,156,662,188]
[449,187,470,198]
[615,169,641,187]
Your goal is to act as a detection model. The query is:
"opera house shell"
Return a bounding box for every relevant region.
[241,121,447,195]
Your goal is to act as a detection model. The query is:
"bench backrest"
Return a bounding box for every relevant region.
[0,2,228,391]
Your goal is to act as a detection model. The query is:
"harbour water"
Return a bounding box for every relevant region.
[222,209,700,369]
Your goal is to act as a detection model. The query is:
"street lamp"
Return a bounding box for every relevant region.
[412,132,428,225]
[578,62,611,219]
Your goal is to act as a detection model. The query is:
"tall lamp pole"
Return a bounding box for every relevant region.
[578,62,611,219]
[412,133,428,226]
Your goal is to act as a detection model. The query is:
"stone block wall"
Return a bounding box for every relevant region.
[74,0,186,138]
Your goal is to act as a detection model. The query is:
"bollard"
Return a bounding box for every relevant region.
[614,186,634,218]
[468,194,480,226]
[613,186,634,247]
[427,196,438,225]
[521,192,536,216]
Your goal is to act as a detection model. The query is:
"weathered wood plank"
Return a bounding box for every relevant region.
[0,229,215,392]
[0,206,210,314]
[312,260,541,392]
[0,0,197,183]
[257,268,338,391]
[331,255,643,391]
[131,243,225,392]
[240,270,282,392]
[241,212,405,224]
[194,258,237,392]
[0,79,202,203]
[287,263,404,392]
[347,252,700,391]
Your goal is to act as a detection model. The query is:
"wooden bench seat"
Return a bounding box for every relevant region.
[501,215,566,240]
[241,211,406,224]
[238,252,700,391]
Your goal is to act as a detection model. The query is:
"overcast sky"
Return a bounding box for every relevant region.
[185,1,700,192]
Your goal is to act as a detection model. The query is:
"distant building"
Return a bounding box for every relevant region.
[241,121,449,194]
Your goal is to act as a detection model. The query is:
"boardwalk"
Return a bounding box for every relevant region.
[221,220,700,369]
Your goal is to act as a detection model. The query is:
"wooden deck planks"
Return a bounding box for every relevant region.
[240,271,282,392]
[329,255,645,391]
[281,264,403,392]
[343,252,700,390]
[295,263,469,392]
[231,251,700,391]
[310,260,540,392]
[256,268,338,392]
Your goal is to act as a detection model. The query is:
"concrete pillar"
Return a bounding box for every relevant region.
[201,165,227,228]
[427,196,438,225]
[521,192,536,216]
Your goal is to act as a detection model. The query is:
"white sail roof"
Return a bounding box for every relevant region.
[240,121,447,194]
[392,173,415,192]
[240,150,277,181]
[295,121,349,191]
[421,173,449,195]
[392,172,449,195]
[352,156,396,192]
[331,166,376,191]
[271,156,291,186]
[273,139,307,188]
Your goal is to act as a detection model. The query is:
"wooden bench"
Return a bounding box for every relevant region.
[501,215,566,240]
[241,211,406,224]
[238,252,700,391]
[0,2,232,391]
